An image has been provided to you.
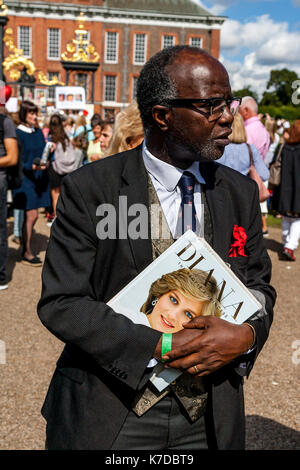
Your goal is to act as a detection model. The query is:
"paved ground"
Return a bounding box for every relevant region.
[0,212,299,450]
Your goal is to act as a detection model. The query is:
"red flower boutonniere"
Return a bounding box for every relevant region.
[229,225,248,257]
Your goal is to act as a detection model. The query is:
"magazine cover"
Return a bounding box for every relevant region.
[107,230,262,391]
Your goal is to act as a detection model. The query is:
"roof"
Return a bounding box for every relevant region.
[6,0,224,21]
[105,0,212,16]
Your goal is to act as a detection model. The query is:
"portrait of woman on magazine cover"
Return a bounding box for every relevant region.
[140,268,222,334]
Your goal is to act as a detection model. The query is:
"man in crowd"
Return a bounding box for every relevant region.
[0,86,18,290]
[239,96,271,236]
[38,46,276,450]
[239,96,270,160]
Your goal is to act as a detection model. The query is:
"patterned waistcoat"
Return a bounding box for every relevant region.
[132,175,213,423]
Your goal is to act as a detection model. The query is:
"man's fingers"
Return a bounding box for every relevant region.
[182,316,210,329]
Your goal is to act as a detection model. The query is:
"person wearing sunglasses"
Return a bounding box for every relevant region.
[38,46,276,450]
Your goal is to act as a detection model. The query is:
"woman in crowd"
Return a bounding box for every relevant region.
[63,117,75,138]
[218,112,269,180]
[73,114,88,138]
[87,114,103,162]
[105,101,144,156]
[47,114,78,219]
[264,115,281,168]
[275,120,300,261]
[100,119,114,155]
[14,101,51,266]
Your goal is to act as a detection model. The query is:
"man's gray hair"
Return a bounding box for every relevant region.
[240,96,258,115]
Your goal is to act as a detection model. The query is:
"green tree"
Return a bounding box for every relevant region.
[232,86,259,103]
[260,90,281,106]
[265,68,299,106]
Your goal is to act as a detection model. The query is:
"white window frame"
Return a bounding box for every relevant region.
[104,75,117,102]
[48,72,60,100]
[105,31,119,64]
[189,36,203,48]
[18,26,32,58]
[133,33,147,65]
[161,35,175,49]
[76,30,90,58]
[47,28,61,60]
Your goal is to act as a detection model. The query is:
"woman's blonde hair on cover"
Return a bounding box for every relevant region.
[140,268,222,318]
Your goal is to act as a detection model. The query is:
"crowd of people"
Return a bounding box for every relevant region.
[0,97,146,287]
[0,75,299,292]
[0,83,299,290]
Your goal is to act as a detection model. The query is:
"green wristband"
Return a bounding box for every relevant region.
[161,333,172,362]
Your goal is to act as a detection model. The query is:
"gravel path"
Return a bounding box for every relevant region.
[0,212,299,450]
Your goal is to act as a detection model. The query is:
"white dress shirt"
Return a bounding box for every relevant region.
[142,140,206,238]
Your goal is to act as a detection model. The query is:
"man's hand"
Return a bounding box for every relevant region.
[32,163,47,171]
[160,316,254,377]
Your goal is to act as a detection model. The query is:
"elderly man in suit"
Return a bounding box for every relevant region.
[38,46,276,450]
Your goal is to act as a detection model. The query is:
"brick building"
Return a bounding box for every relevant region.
[4,0,225,116]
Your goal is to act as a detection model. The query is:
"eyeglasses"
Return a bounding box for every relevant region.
[166,97,242,122]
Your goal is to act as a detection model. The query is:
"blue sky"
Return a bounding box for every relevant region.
[193,0,300,96]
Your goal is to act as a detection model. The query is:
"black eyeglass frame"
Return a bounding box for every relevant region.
[165,96,242,119]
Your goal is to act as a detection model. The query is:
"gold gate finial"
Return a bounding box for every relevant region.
[61,11,99,63]
[0,1,8,17]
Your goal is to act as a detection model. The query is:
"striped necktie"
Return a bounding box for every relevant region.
[177,171,197,234]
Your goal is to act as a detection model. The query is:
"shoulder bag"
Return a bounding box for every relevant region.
[268,143,284,189]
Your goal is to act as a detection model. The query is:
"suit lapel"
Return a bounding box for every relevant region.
[119,145,153,273]
[200,162,232,260]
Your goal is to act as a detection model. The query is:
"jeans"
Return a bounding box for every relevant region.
[282,216,300,250]
[0,172,8,284]
[13,208,24,238]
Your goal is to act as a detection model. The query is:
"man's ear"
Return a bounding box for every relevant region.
[152,105,172,131]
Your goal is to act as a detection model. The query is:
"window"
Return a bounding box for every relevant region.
[132,76,139,100]
[162,35,175,49]
[48,72,60,100]
[189,36,203,48]
[18,26,31,58]
[105,31,119,63]
[48,28,60,59]
[104,75,117,102]
[133,33,147,65]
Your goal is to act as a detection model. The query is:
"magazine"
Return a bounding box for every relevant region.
[107,230,262,391]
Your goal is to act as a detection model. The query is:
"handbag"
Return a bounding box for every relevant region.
[268,143,284,189]
[247,144,270,202]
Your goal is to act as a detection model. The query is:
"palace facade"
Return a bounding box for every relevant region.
[4,0,226,116]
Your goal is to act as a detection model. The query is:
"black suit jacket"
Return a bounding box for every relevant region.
[38,145,276,450]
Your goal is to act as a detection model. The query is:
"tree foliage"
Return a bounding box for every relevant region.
[232,86,259,103]
[265,68,299,106]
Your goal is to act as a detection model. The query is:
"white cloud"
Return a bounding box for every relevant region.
[220,14,300,96]
[190,0,236,15]
[221,15,288,53]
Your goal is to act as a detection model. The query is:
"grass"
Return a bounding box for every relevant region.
[267,212,282,228]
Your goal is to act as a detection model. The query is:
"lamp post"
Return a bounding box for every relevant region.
[0,1,8,82]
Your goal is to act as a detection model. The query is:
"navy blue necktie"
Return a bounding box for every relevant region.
[177,171,197,234]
